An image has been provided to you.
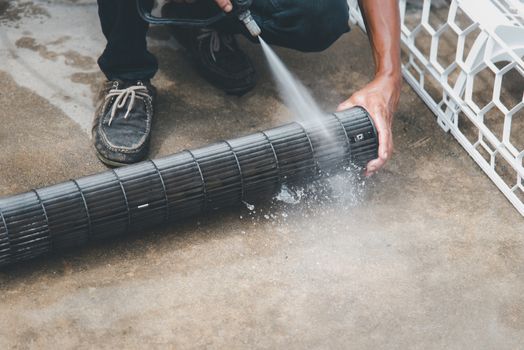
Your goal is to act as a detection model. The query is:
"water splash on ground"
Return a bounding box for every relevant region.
[237,165,370,233]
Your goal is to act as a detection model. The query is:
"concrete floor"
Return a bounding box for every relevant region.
[1,1,524,349]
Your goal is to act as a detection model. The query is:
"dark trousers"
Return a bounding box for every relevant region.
[97,0,350,81]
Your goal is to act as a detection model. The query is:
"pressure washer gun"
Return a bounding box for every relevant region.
[136,0,262,37]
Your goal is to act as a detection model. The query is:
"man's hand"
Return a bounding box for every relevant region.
[170,0,233,12]
[214,0,233,12]
[337,74,401,176]
[342,0,401,176]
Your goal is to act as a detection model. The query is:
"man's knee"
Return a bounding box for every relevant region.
[294,0,350,52]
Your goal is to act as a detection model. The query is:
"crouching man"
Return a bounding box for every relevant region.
[93,0,400,176]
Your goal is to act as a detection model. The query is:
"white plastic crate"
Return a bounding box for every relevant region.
[349,0,524,215]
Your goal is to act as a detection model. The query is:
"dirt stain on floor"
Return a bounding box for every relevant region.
[15,36,96,69]
[70,71,104,100]
[62,50,96,70]
[15,36,59,60]
[0,1,49,25]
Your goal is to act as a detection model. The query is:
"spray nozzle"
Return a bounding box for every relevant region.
[238,10,261,37]
[230,0,261,37]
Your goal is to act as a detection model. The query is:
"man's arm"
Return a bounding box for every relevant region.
[337,0,401,176]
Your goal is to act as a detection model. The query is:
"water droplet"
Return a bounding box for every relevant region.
[243,201,255,211]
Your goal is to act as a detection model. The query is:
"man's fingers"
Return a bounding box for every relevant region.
[378,124,391,161]
[371,108,391,160]
[365,109,392,176]
[214,0,233,12]
[365,158,385,177]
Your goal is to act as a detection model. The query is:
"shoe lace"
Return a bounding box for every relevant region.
[197,29,235,62]
[105,82,151,126]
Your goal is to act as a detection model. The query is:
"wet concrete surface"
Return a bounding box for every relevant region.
[1,0,524,349]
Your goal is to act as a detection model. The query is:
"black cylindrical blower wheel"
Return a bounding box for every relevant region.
[0,107,378,267]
